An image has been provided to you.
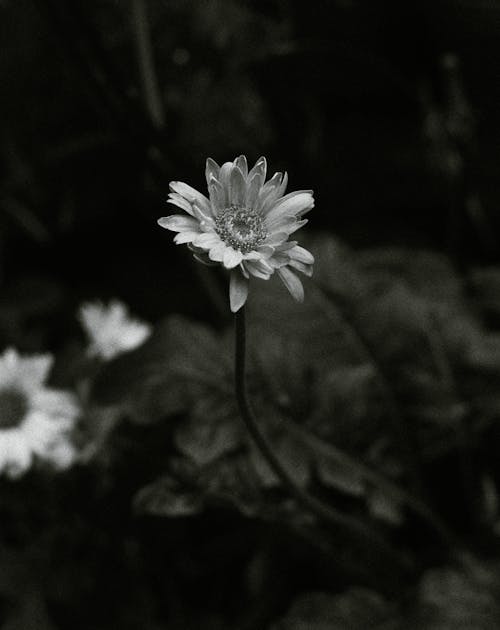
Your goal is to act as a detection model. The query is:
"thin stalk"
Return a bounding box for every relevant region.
[234,306,414,572]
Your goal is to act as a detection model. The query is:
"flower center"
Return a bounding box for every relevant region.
[0,388,28,429]
[215,205,267,253]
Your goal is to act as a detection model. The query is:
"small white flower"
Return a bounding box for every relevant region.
[78,300,152,360]
[158,156,315,312]
[0,348,79,478]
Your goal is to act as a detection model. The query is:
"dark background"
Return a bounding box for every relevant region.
[4,2,500,628]
[2,0,500,330]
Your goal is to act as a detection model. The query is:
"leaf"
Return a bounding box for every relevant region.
[416,561,500,629]
[465,333,500,372]
[273,589,399,629]
[135,453,265,519]
[367,489,404,527]
[469,266,500,318]
[3,590,56,630]
[134,473,205,517]
[357,248,461,305]
[304,232,368,304]
[174,412,241,466]
[317,457,365,497]
[91,315,230,422]
[250,433,311,489]
[246,272,359,371]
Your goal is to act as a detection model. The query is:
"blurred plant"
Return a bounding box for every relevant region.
[117,232,500,549]
[273,555,500,629]
[78,299,152,360]
[420,53,496,258]
[58,229,500,624]
[0,348,79,477]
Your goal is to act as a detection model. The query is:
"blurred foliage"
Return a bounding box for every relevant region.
[2,0,500,627]
[75,233,500,625]
[274,557,500,629]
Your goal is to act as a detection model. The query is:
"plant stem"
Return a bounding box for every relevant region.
[234,306,414,572]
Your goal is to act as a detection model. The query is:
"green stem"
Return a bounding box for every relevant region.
[234,306,414,572]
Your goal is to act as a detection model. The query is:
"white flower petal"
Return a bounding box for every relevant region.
[19,355,54,390]
[259,172,289,213]
[205,158,220,187]
[261,172,283,193]
[208,177,225,210]
[169,181,210,210]
[193,253,217,266]
[275,240,297,252]
[234,155,248,178]
[265,191,314,223]
[174,231,199,244]
[0,432,32,479]
[167,193,195,216]
[256,245,274,258]
[229,271,249,312]
[208,243,226,262]
[264,214,298,233]
[245,173,263,208]
[223,247,243,269]
[247,156,267,189]
[276,172,288,198]
[278,267,304,302]
[289,244,315,265]
[158,215,199,232]
[32,389,79,419]
[219,162,233,196]
[243,251,262,260]
[43,439,76,470]
[193,232,222,249]
[287,219,308,234]
[79,300,151,360]
[244,260,273,280]
[229,166,247,206]
[192,203,215,226]
[264,231,288,247]
[289,259,313,277]
[239,262,250,279]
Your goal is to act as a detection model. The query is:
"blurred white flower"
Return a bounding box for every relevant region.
[0,348,79,478]
[79,300,152,360]
[158,155,314,312]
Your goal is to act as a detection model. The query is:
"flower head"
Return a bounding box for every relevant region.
[79,300,152,360]
[0,348,79,478]
[158,156,315,312]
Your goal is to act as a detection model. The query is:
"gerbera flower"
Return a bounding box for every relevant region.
[79,300,152,360]
[158,156,315,312]
[0,348,79,478]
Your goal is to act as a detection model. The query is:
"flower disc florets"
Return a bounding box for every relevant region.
[158,155,315,312]
[215,205,267,253]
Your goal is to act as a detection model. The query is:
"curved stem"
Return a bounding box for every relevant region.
[234,306,414,572]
